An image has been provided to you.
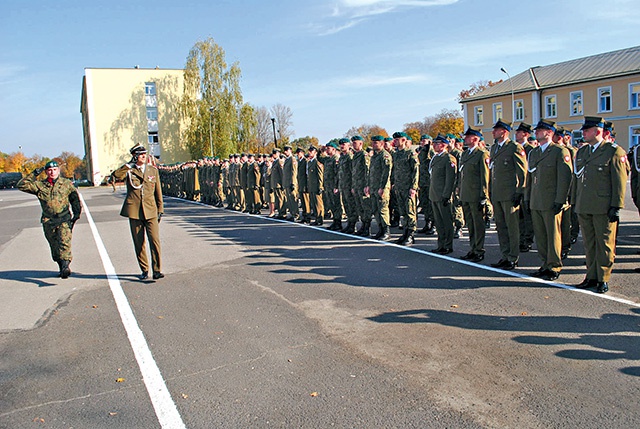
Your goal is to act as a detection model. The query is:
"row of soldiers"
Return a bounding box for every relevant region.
[158,115,638,293]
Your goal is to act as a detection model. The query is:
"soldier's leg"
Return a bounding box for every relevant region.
[570,205,580,243]
[561,206,571,255]
[56,222,73,262]
[531,209,548,269]
[578,213,598,280]
[593,213,616,282]
[43,223,60,262]
[406,192,417,233]
[145,218,162,274]
[129,218,149,273]
[545,210,563,273]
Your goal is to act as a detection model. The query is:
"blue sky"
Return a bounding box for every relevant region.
[1,0,639,158]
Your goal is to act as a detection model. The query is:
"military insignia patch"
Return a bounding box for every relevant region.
[564,155,571,163]
[485,158,491,165]
[520,150,526,157]
[147,175,155,181]
[621,155,627,163]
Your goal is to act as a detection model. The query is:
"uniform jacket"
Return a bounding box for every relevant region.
[338,152,353,190]
[297,156,308,192]
[418,145,434,187]
[113,163,163,220]
[306,157,324,194]
[572,141,628,214]
[324,154,340,190]
[525,144,572,211]
[239,162,248,188]
[246,161,261,189]
[282,155,298,191]
[393,147,419,191]
[489,139,527,202]
[351,150,370,191]
[429,152,457,202]
[18,172,81,225]
[270,158,283,189]
[458,147,490,203]
[368,149,392,191]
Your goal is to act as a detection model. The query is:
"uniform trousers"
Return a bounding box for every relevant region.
[431,200,454,250]
[309,191,324,221]
[519,203,534,246]
[395,188,417,232]
[340,187,357,223]
[300,192,310,219]
[285,188,299,217]
[494,200,520,262]
[461,201,485,256]
[353,189,372,224]
[419,185,434,224]
[578,213,616,282]
[531,209,563,273]
[329,190,343,222]
[371,189,390,230]
[129,217,161,273]
[43,221,73,262]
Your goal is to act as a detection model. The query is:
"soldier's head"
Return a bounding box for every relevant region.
[338,138,351,153]
[371,135,384,152]
[296,147,305,159]
[383,137,394,151]
[272,148,281,159]
[515,122,532,144]
[392,132,408,149]
[534,120,556,144]
[308,146,318,159]
[432,134,449,154]
[130,144,148,166]
[603,121,615,143]
[351,135,364,151]
[420,134,432,147]
[581,116,605,145]
[44,160,60,180]
[492,120,512,142]
[283,145,292,157]
[463,127,482,149]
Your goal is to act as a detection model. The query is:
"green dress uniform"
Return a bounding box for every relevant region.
[572,141,628,285]
[368,148,393,239]
[246,160,261,213]
[17,169,81,272]
[282,155,299,219]
[418,145,435,231]
[458,147,490,258]
[306,156,325,224]
[297,155,310,221]
[561,144,578,255]
[270,157,285,216]
[338,151,357,231]
[113,162,164,276]
[525,144,572,276]
[324,153,342,229]
[393,146,419,242]
[519,141,537,249]
[429,152,457,252]
[450,147,465,234]
[489,139,527,264]
[351,149,371,235]
[238,160,248,212]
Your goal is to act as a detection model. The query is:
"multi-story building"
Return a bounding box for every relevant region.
[80,67,187,185]
[460,46,640,150]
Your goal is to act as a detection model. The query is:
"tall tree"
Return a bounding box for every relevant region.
[180,38,244,159]
[270,103,293,145]
[290,136,319,149]
[255,106,273,151]
[457,79,503,102]
[237,103,258,153]
[344,124,389,144]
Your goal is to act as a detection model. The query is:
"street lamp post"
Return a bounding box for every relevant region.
[500,67,515,125]
[271,118,278,148]
[209,107,215,157]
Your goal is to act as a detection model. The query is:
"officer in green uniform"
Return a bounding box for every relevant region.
[554,128,577,259]
[324,141,343,230]
[246,154,262,214]
[350,135,372,236]
[429,134,457,254]
[306,146,325,225]
[449,136,465,239]
[18,160,81,278]
[338,138,357,233]
[366,135,393,241]
[296,148,310,223]
[417,134,435,235]
[525,120,572,281]
[515,123,536,252]
[282,145,299,221]
[489,120,527,270]
[392,132,419,245]
[270,148,285,218]
[458,127,490,262]
[572,117,628,293]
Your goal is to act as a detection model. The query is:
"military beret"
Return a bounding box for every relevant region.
[515,122,533,133]
[493,120,512,131]
[338,138,350,144]
[44,160,59,169]
[351,135,364,142]
[464,126,482,138]
[371,135,384,142]
[534,119,556,132]
[392,131,408,139]
[420,134,432,140]
[130,144,147,155]
[581,116,605,130]
[383,137,394,142]
[326,141,339,149]
[433,134,449,144]
[445,133,456,139]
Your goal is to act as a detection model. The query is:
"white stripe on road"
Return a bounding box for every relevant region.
[79,193,186,429]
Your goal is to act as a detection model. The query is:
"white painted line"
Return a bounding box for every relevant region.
[79,193,186,429]
[170,197,640,308]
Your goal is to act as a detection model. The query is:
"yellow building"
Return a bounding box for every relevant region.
[80,67,187,185]
[460,46,640,150]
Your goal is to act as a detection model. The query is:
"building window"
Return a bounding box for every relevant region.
[514,99,524,121]
[631,126,640,148]
[570,91,583,116]
[474,106,483,126]
[145,82,156,96]
[598,87,612,113]
[146,108,158,121]
[148,132,159,144]
[545,95,557,118]
[630,83,640,110]
[493,103,503,123]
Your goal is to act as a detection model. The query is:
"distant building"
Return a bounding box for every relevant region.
[460,45,640,149]
[80,67,188,185]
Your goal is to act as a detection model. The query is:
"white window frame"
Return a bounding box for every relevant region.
[630,125,640,148]
[570,90,583,117]
[630,82,640,110]
[474,106,484,126]
[146,107,158,121]
[598,86,612,113]
[545,95,557,118]
[493,102,503,123]
[145,82,156,96]
[514,99,525,121]
[148,131,159,144]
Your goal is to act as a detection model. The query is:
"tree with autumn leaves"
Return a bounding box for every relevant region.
[0,150,86,179]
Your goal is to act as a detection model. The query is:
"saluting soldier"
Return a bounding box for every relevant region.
[572,117,628,293]
[338,138,357,233]
[392,131,419,245]
[458,127,490,262]
[306,146,325,225]
[366,135,393,240]
[525,120,572,281]
[489,120,527,270]
[324,142,343,230]
[351,135,372,236]
[429,134,457,254]
[417,134,436,235]
[515,123,536,252]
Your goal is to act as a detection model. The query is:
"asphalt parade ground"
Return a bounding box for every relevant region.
[1,186,639,428]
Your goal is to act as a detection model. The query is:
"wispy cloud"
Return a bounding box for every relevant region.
[313,0,459,35]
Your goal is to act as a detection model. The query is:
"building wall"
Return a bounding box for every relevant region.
[81,68,188,185]
[462,73,640,150]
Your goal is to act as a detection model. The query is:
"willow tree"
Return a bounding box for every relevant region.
[180,38,244,159]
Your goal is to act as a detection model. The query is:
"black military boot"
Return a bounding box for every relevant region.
[394,229,408,244]
[361,221,371,237]
[60,260,71,279]
[343,221,356,234]
[56,260,63,277]
[354,222,366,236]
[380,226,392,241]
[424,221,436,235]
[372,225,384,240]
[401,232,415,246]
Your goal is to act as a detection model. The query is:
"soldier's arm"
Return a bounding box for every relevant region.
[513,144,527,194]
[480,151,490,201]
[155,170,164,215]
[112,163,133,181]
[610,147,628,209]
[68,186,82,218]
[17,169,42,195]
[555,147,573,205]
[410,154,419,190]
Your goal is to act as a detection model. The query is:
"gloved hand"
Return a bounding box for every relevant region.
[511,193,523,208]
[552,202,564,215]
[158,213,163,223]
[69,216,80,230]
[33,167,44,176]
[607,207,620,223]
[442,197,450,207]
[478,198,487,211]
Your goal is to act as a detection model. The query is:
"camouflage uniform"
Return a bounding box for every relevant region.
[338,151,357,232]
[393,146,419,242]
[368,147,393,239]
[351,149,371,235]
[324,152,342,230]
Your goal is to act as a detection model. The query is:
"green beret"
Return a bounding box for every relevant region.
[351,135,364,142]
[44,160,58,169]
[383,137,394,142]
[326,141,339,149]
[338,138,350,144]
[371,135,384,142]
[392,132,408,139]
[420,134,432,140]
